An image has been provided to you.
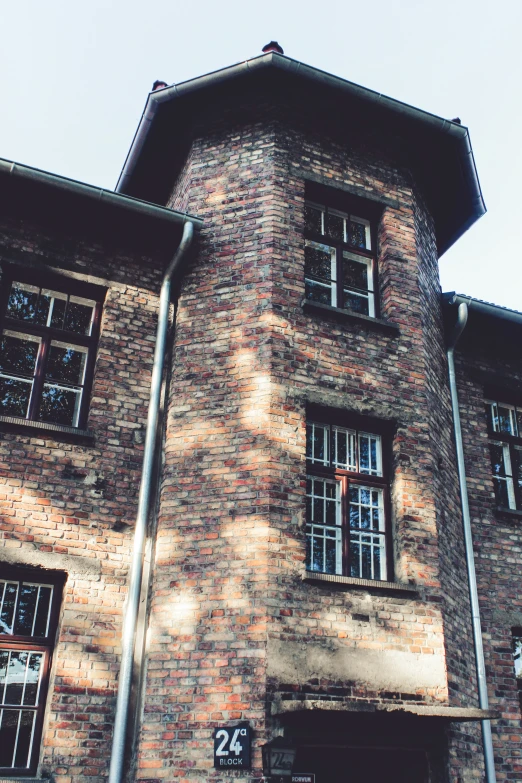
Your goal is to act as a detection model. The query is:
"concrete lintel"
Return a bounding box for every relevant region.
[272,699,496,722]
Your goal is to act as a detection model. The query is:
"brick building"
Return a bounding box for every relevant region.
[0,45,521,783]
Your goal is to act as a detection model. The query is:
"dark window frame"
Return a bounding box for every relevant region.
[0,266,105,430]
[0,566,65,777]
[485,399,522,511]
[303,186,381,319]
[305,409,393,582]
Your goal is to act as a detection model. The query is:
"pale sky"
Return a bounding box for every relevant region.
[1,0,521,311]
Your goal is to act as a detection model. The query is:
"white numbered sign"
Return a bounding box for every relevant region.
[213,724,251,769]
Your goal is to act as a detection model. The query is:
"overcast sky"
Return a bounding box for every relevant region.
[1,0,520,310]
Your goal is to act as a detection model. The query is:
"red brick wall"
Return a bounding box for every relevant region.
[136,103,481,781]
[0,215,166,783]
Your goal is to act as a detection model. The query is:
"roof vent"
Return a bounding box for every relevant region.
[152,80,168,91]
[262,41,284,55]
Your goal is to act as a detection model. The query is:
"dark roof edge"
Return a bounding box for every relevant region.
[0,157,203,228]
[442,292,522,327]
[115,52,486,241]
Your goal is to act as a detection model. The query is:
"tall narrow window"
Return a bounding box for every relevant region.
[306,416,390,581]
[304,199,376,317]
[0,269,105,429]
[485,399,522,510]
[0,568,64,776]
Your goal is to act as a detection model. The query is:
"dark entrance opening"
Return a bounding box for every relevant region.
[294,745,429,783]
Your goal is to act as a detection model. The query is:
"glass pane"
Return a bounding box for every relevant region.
[0,709,19,767]
[313,496,324,524]
[313,535,323,572]
[48,295,67,330]
[0,377,32,418]
[490,443,508,478]
[334,428,347,468]
[517,410,522,439]
[325,497,337,525]
[65,298,95,335]
[22,653,43,706]
[0,334,39,377]
[306,531,312,570]
[39,385,81,427]
[348,220,367,248]
[4,651,28,704]
[513,636,522,678]
[14,710,35,768]
[361,539,372,579]
[308,423,327,464]
[350,541,360,578]
[305,245,333,282]
[46,344,86,386]
[325,536,337,574]
[485,402,496,432]
[14,585,39,636]
[498,405,515,435]
[343,257,369,290]
[304,204,323,234]
[515,448,522,510]
[32,587,52,637]
[343,290,369,315]
[0,649,8,699]
[360,506,370,529]
[6,283,40,322]
[305,280,332,305]
[325,212,344,241]
[493,477,510,508]
[0,583,18,634]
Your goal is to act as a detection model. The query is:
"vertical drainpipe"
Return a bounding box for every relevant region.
[108,221,194,783]
[447,302,496,783]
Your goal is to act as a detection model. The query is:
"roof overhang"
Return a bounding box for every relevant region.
[116,51,485,255]
[443,292,522,358]
[0,157,202,253]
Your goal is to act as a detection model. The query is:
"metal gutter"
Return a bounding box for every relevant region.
[447,303,496,783]
[445,292,522,326]
[108,221,194,783]
[115,53,485,233]
[0,157,202,228]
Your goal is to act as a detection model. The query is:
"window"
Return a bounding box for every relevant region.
[0,268,105,429]
[304,199,376,317]
[306,417,390,581]
[485,400,522,510]
[0,568,64,776]
[512,631,522,711]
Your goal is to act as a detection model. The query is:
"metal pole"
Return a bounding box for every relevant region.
[447,302,496,783]
[108,221,194,783]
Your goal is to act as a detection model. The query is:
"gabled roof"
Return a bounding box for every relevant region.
[116,51,485,255]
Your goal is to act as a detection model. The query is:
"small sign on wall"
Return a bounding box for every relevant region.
[292,775,315,783]
[213,724,251,769]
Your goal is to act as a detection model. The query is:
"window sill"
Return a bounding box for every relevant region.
[0,415,94,445]
[303,570,417,594]
[495,506,522,521]
[303,300,400,335]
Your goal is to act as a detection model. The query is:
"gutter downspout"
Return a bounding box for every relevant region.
[108,220,194,783]
[447,302,496,783]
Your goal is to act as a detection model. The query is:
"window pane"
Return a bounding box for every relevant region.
[4,651,28,705]
[307,423,328,464]
[490,443,509,478]
[332,427,356,470]
[46,343,87,386]
[306,280,333,305]
[13,710,35,768]
[48,294,67,330]
[65,298,95,335]
[0,333,40,378]
[343,257,369,291]
[359,433,382,476]
[493,477,510,508]
[517,410,522,439]
[0,583,18,634]
[343,290,370,315]
[0,377,32,418]
[14,585,39,636]
[325,211,344,242]
[39,385,82,427]
[6,283,40,322]
[498,404,515,435]
[513,636,522,678]
[347,219,368,249]
[304,204,323,234]
[305,244,334,282]
[22,653,43,706]
[32,587,52,637]
[515,448,522,510]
